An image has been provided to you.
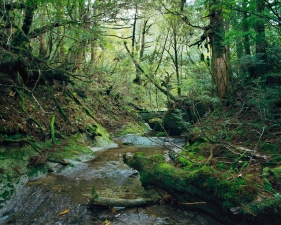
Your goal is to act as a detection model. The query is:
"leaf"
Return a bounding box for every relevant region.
[104,219,110,225]
[57,209,69,216]
[9,91,15,97]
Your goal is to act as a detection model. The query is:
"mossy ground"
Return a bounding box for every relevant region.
[0,74,139,209]
[114,122,148,137]
[0,133,99,209]
[125,101,281,224]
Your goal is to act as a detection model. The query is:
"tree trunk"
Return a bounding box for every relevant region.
[39,10,47,57]
[242,0,255,77]
[172,29,181,97]
[254,0,268,76]
[209,1,228,99]
[90,0,98,66]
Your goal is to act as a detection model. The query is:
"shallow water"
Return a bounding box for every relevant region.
[0,144,223,225]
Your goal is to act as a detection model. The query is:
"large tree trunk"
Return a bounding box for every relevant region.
[209,1,229,99]
[254,0,269,77]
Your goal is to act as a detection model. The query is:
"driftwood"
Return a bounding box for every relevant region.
[91,197,160,207]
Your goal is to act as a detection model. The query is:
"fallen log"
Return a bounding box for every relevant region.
[124,152,281,225]
[91,197,160,207]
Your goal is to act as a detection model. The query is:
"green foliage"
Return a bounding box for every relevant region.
[156,132,167,137]
[264,178,275,193]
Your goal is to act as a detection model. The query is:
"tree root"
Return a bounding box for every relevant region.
[1,136,41,154]
[66,90,98,121]
[14,87,28,115]
[50,115,56,144]
[51,94,71,123]
[28,117,46,141]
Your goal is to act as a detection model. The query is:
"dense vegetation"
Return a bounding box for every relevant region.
[0,0,281,223]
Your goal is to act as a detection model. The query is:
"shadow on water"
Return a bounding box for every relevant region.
[0,143,224,225]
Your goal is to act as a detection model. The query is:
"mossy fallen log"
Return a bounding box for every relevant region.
[124,153,281,225]
[91,197,160,207]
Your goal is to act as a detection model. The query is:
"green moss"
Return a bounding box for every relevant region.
[241,197,281,222]
[127,154,256,208]
[115,122,147,137]
[216,162,227,170]
[156,132,167,137]
[178,156,191,167]
[264,178,275,193]
[135,152,145,157]
[92,189,99,199]
[48,133,95,160]
[270,156,281,162]
[0,189,14,200]
[28,164,48,177]
[262,143,276,153]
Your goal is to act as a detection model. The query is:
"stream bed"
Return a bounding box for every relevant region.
[0,140,224,225]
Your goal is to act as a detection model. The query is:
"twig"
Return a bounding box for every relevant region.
[241,203,256,216]
[254,127,265,154]
[180,202,206,205]
[32,93,53,114]
[205,146,213,165]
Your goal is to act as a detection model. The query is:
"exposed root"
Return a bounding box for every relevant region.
[50,115,56,144]
[14,87,28,115]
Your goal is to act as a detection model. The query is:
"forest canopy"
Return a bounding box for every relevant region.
[1,0,281,107]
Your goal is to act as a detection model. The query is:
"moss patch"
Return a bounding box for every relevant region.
[114,122,147,137]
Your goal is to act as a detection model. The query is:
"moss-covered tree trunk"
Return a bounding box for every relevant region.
[124,153,281,225]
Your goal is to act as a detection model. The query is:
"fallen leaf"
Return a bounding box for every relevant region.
[9,91,15,97]
[104,219,110,225]
[57,209,69,216]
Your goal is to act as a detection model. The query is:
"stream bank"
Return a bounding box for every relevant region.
[0,136,224,225]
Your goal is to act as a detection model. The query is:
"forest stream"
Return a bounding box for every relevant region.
[0,136,224,225]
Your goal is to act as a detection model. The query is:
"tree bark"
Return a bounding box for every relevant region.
[209,1,229,99]
[242,0,255,77]
[124,42,177,102]
[254,0,269,76]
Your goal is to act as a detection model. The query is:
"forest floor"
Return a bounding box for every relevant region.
[127,99,281,224]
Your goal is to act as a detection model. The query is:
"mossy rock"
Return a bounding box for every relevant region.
[162,109,191,135]
[114,122,147,137]
[148,118,164,131]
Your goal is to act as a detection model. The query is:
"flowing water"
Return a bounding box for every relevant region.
[0,139,224,225]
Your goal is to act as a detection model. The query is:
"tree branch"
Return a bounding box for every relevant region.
[124,41,177,102]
